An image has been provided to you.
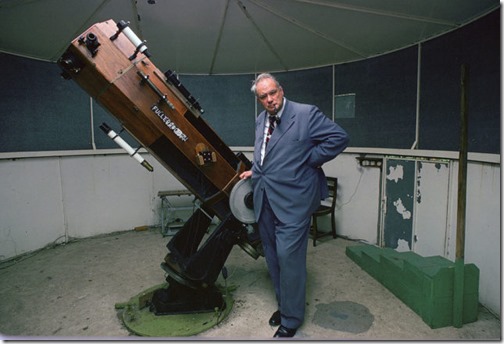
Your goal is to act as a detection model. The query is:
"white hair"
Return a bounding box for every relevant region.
[250,73,281,94]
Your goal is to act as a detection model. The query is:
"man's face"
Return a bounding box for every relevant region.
[256,78,284,115]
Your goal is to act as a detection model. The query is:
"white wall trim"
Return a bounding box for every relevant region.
[0,147,500,164]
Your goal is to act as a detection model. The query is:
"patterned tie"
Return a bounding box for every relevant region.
[266,116,277,147]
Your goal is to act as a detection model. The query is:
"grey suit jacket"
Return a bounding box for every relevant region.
[251,99,349,223]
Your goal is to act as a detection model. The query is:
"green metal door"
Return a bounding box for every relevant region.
[382,157,451,255]
[382,158,416,250]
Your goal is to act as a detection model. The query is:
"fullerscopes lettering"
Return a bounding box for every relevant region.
[151,105,189,142]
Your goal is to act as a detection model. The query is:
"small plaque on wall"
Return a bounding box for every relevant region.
[334,93,355,119]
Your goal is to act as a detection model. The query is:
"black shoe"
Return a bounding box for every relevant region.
[273,325,297,338]
[269,310,281,326]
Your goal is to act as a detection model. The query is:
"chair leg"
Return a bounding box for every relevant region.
[312,216,318,247]
[331,213,336,239]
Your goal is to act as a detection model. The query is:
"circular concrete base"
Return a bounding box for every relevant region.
[115,283,234,337]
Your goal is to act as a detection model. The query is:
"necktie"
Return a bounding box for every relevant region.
[266,116,277,147]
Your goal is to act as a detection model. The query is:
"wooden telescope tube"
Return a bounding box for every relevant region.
[57,19,261,314]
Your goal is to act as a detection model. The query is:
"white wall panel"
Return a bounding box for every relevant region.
[326,154,382,245]
[0,158,65,259]
[59,154,158,238]
[0,151,500,317]
[464,162,501,317]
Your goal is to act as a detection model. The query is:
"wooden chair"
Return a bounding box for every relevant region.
[310,177,338,247]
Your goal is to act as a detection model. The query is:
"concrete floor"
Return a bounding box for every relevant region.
[0,227,500,340]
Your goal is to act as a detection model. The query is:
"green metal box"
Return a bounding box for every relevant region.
[346,244,479,329]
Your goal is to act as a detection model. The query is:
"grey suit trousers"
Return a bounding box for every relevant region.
[258,194,311,329]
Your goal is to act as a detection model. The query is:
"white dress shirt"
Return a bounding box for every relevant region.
[260,98,285,165]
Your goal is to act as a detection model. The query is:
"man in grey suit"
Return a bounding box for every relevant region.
[240,73,349,337]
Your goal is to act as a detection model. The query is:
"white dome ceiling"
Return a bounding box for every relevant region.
[0,0,499,74]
